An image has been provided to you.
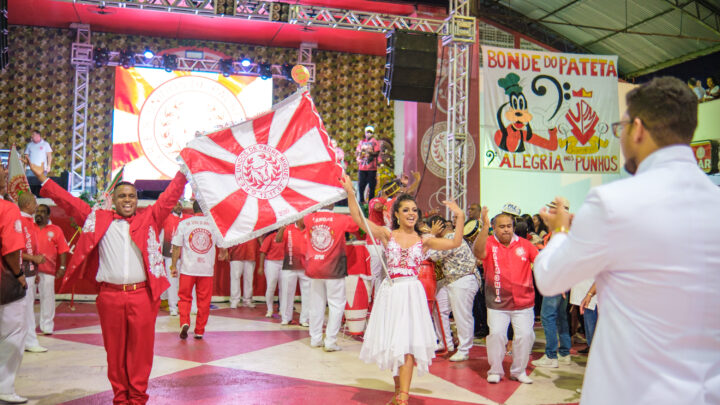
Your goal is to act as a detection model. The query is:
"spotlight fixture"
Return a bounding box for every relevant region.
[219,58,235,77]
[258,62,272,80]
[281,63,293,81]
[119,49,135,69]
[93,47,109,68]
[143,47,154,59]
[162,54,178,72]
[240,57,252,68]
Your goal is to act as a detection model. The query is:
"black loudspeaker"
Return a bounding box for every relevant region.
[383,30,438,103]
[1,0,7,71]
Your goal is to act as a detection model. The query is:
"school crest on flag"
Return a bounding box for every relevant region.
[178,91,345,247]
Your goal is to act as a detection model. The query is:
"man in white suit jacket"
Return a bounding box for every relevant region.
[534,76,720,405]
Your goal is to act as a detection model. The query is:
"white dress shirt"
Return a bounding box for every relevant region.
[534,145,720,405]
[96,220,146,284]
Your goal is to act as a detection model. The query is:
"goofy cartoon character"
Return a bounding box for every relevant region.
[494,73,558,153]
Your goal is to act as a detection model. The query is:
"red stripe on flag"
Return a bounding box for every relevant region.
[290,162,342,187]
[280,186,319,213]
[252,111,274,145]
[180,148,235,175]
[275,98,324,153]
[254,198,277,232]
[208,128,245,156]
[209,189,248,236]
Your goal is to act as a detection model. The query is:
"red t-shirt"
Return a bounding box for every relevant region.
[0,200,24,275]
[304,210,358,279]
[368,196,387,226]
[383,196,396,228]
[229,238,259,261]
[482,235,538,311]
[356,138,381,171]
[260,232,284,261]
[161,212,184,257]
[281,224,306,270]
[37,224,70,275]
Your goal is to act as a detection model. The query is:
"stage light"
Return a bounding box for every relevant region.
[143,48,154,59]
[281,63,293,81]
[93,47,109,68]
[120,49,135,69]
[240,57,252,68]
[163,54,178,72]
[219,58,234,77]
[259,62,272,80]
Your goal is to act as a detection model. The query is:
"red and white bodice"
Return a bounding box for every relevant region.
[386,237,425,279]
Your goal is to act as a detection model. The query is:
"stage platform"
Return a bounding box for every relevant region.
[16,301,587,404]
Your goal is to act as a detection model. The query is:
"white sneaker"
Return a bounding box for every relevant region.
[280,320,289,325]
[25,345,48,353]
[558,354,572,365]
[323,343,342,352]
[531,354,559,368]
[486,374,501,384]
[0,393,28,403]
[449,352,469,362]
[170,309,178,316]
[300,321,309,327]
[510,373,533,384]
[229,302,238,309]
[310,340,323,348]
[436,343,455,352]
[265,311,273,318]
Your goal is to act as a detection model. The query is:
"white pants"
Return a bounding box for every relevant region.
[23,275,40,349]
[163,258,180,311]
[309,278,345,347]
[37,273,56,334]
[263,260,283,313]
[229,260,255,306]
[486,307,535,377]
[367,244,384,301]
[0,298,26,395]
[279,269,310,323]
[434,274,479,356]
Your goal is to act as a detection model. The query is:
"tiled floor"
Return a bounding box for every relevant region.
[15,301,586,404]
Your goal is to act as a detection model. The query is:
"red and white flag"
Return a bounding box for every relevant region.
[7,146,30,202]
[179,91,345,247]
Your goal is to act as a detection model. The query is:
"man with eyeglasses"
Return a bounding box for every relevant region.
[534,77,720,405]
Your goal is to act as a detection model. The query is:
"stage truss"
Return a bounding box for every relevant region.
[65,1,473,209]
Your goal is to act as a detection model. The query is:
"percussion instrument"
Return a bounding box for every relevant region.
[463,219,481,242]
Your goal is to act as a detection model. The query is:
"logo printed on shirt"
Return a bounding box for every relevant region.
[515,246,526,259]
[310,224,333,252]
[189,228,213,254]
[14,219,21,233]
[47,231,54,239]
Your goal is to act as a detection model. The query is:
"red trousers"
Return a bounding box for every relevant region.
[179,275,213,335]
[96,285,160,405]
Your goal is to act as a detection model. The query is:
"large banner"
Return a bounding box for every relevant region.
[179,91,345,247]
[481,46,620,173]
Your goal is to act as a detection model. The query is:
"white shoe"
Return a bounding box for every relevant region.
[0,393,28,403]
[486,374,501,384]
[449,352,469,362]
[170,309,178,316]
[310,340,323,348]
[323,343,342,352]
[510,373,533,384]
[229,303,238,309]
[300,321,309,327]
[265,311,273,318]
[436,343,455,352]
[280,320,289,325]
[531,354,559,368]
[558,354,572,365]
[25,345,48,353]
[244,301,256,308]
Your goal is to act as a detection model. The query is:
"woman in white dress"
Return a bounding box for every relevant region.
[340,175,465,405]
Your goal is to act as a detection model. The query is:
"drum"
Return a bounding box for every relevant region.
[344,275,370,335]
[417,261,437,302]
[463,219,481,242]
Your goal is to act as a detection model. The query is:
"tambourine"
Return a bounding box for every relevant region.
[463,219,481,242]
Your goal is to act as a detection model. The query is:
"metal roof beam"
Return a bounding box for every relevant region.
[659,0,720,36]
[625,41,720,78]
[580,6,677,47]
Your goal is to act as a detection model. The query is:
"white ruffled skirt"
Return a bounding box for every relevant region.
[359,276,437,376]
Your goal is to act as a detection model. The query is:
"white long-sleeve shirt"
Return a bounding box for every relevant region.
[534,145,720,405]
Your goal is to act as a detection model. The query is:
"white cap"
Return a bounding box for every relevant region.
[501,203,521,217]
[364,125,374,132]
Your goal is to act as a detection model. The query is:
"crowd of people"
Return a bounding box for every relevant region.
[687,75,719,102]
[0,76,718,405]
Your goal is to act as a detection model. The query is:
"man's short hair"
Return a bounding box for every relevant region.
[37,203,50,213]
[626,76,698,146]
[491,212,514,227]
[113,181,136,193]
[17,192,35,209]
